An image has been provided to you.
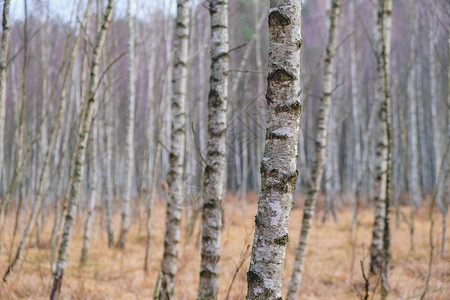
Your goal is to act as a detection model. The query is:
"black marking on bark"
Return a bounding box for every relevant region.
[208,128,226,138]
[176,21,187,29]
[296,38,303,50]
[200,269,219,278]
[266,88,274,105]
[203,199,218,209]
[268,68,296,82]
[211,24,227,30]
[247,270,263,284]
[208,90,222,108]
[274,234,289,246]
[275,101,301,114]
[204,165,213,175]
[211,51,228,62]
[254,215,262,227]
[267,129,289,140]
[269,169,279,177]
[207,150,222,157]
[267,170,299,192]
[260,159,269,175]
[268,10,291,27]
[174,61,187,68]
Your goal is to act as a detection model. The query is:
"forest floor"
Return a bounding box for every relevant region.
[0,194,449,299]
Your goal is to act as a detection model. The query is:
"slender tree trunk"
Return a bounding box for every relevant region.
[197,0,229,298]
[159,1,189,299]
[38,15,50,240]
[349,0,362,272]
[80,109,98,265]
[407,0,421,209]
[0,0,10,199]
[379,0,392,297]
[369,0,391,275]
[50,1,114,298]
[144,38,164,272]
[253,0,264,193]
[144,141,161,273]
[104,81,115,247]
[442,33,450,257]
[51,55,78,272]
[246,1,302,299]
[117,0,136,249]
[429,4,443,210]
[286,1,340,298]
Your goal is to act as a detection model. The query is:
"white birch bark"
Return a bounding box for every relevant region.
[0,0,10,198]
[117,0,136,249]
[407,0,421,209]
[50,1,114,298]
[143,33,158,272]
[442,28,450,257]
[429,6,442,205]
[286,1,340,298]
[159,0,189,298]
[104,79,115,247]
[349,0,362,239]
[197,0,229,298]
[369,2,392,297]
[246,1,302,298]
[80,110,98,264]
[370,0,388,273]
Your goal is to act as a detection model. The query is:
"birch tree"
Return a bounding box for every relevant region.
[368,1,392,298]
[80,107,98,264]
[0,0,10,198]
[50,1,114,298]
[429,1,443,214]
[246,0,302,298]
[117,0,135,249]
[159,0,189,298]
[349,0,362,244]
[286,1,340,298]
[197,0,229,298]
[407,0,421,209]
[104,77,115,247]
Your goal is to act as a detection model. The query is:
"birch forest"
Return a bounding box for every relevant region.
[0,0,449,299]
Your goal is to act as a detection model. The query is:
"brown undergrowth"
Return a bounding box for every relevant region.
[0,194,448,299]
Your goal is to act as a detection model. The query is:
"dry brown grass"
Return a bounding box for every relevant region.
[0,194,448,299]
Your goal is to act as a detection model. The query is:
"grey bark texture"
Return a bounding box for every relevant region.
[117,0,136,249]
[370,0,392,276]
[407,0,421,209]
[0,0,10,198]
[246,0,302,299]
[367,0,393,297]
[159,0,189,299]
[197,0,229,298]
